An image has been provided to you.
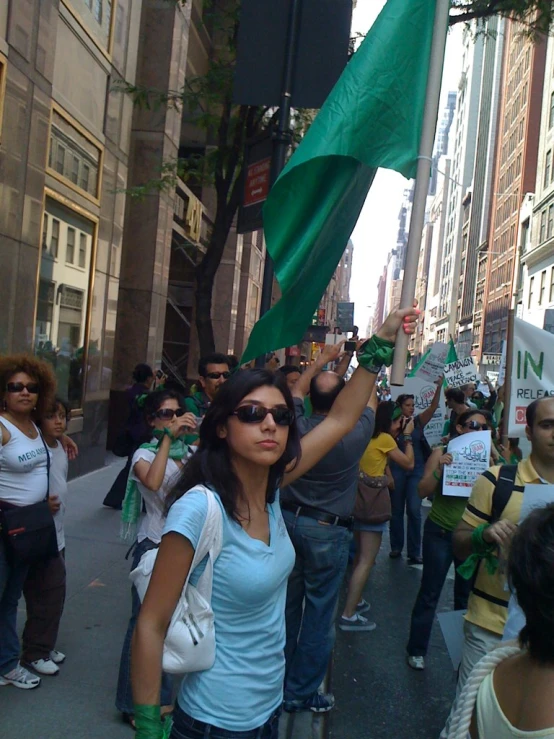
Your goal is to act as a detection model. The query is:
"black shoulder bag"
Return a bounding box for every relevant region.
[0,430,59,566]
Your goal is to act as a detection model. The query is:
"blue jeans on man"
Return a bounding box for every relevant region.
[407,517,473,657]
[283,511,351,702]
[0,537,29,675]
[390,466,424,558]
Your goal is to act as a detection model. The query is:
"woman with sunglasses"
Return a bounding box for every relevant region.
[389,378,443,565]
[116,389,197,728]
[0,354,57,690]
[131,308,418,739]
[406,409,496,671]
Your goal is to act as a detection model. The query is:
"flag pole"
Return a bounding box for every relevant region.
[390,0,450,386]
[502,308,515,447]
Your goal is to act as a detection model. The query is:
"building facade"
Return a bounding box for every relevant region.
[480,21,546,373]
[0,0,145,475]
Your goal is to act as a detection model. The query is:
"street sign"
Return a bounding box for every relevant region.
[303,325,329,343]
[243,157,271,207]
[337,302,355,332]
[238,134,273,234]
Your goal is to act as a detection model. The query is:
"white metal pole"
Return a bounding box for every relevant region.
[390,0,451,385]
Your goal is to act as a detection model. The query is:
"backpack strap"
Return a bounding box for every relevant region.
[491,465,522,523]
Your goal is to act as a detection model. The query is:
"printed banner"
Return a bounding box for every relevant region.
[444,356,479,389]
[508,318,554,436]
[391,377,445,447]
[442,431,491,498]
[413,341,448,383]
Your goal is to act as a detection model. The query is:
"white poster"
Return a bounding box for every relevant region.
[444,356,480,389]
[391,377,446,447]
[508,318,554,436]
[414,341,448,383]
[442,431,491,497]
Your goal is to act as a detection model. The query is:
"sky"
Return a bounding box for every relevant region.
[349,1,464,334]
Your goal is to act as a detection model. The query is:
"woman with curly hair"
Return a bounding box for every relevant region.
[0,354,57,690]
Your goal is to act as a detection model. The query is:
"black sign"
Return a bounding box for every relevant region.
[337,302,355,332]
[302,325,329,343]
[233,0,353,110]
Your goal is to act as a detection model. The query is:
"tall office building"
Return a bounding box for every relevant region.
[479,21,546,370]
[456,17,506,358]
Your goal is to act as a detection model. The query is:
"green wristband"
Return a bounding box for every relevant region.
[357,335,395,373]
[134,705,172,739]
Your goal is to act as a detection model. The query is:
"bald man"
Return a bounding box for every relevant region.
[281,369,374,714]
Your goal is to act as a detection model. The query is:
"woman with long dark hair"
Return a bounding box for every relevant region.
[130,308,418,739]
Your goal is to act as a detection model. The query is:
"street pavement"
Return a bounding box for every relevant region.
[1,461,457,739]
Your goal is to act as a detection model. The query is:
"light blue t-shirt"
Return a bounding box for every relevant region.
[163,487,295,732]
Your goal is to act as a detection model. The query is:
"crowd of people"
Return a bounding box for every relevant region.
[2,305,554,739]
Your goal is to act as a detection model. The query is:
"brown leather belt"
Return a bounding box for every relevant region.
[281,500,354,530]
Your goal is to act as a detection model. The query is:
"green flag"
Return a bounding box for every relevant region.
[241,0,439,364]
[446,338,458,366]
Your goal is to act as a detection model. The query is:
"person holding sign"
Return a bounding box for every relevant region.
[441,397,554,738]
[406,409,494,671]
[389,378,443,564]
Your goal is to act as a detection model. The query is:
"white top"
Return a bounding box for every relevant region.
[477,671,554,738]
[48,440,68,551]
[0,417,49,505]
[130,447,184,544]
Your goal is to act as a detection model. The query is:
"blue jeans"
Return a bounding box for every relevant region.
[115,539,173,714]
[407,518,473,657]
[0,537,29,674]
[389,466,424,558]
[170,703,281,739]
[283,511,352,701]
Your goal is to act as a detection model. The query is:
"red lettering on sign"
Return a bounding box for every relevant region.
[244,157,271,207]
[515,406,527,425]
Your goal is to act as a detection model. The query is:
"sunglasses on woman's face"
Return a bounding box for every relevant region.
[464,421,488,431]
[6,382,40,394]
[206,371,231,380]
[231,404,294,427]
[154,408,187,421]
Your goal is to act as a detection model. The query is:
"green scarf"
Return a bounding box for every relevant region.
[120,430,188,542]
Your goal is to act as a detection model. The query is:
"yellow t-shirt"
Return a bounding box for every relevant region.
[360,433,397,478]
[461,458,541,636]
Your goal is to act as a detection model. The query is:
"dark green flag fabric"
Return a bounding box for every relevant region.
[241,0,439,363]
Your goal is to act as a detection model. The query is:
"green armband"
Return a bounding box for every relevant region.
[433,470,441,483]
[134,705,172,739]
[357,335,395,373]
[456,524,499,581]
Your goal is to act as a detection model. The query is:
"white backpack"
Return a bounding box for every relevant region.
[130,486,223,674]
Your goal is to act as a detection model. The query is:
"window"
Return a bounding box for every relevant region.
[42,214,49,252]
[549,205,554,240]
[79,233,87,268]
[35,197,95,411]
[540,270,547,305]
[48,109,101,199]
[249,285,260,324]
[71,156,80,185]
[66,227,75,264]
[0,55,6,143]
[541,210,547,243]
[70,0,113,49]
[546,151,552,188]
[51,219,59,258]
[94,0,103,23]
[529,276,535,309]
[56,144,65,176]
[550,92,554,129]
[550,267,554,303]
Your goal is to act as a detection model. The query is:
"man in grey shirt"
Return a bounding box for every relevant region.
[282,362,374,715]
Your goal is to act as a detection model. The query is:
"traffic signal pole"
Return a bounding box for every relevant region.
[254,0,303,368]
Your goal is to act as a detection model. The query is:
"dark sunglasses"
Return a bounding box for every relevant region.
[463,421,489,431]
[206,371,231,380]
[6,382,40,394]
[232,404,294,427]
[154,408,186,421]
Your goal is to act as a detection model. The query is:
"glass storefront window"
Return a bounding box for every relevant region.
[35,197,95,410]
[48,109,101,199]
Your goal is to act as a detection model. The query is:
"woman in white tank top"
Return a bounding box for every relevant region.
[0,355,57,691]
[446,504,554,738]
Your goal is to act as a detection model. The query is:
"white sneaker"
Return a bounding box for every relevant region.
[28,658,60,676]
[339,613,377,632]
[0,663,41,689]
[49,650,66,665]
[407,655,425,670]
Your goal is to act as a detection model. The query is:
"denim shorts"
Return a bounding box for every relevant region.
[353,520,387,533]
[170,703,281,739]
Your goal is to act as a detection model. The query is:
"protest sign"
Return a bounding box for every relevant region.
[508,318,554,436]
[444,356,479,389]
[442,431,491,497]
[391,377,446,447]
[438,610,466,671]
[413,341,448,383]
